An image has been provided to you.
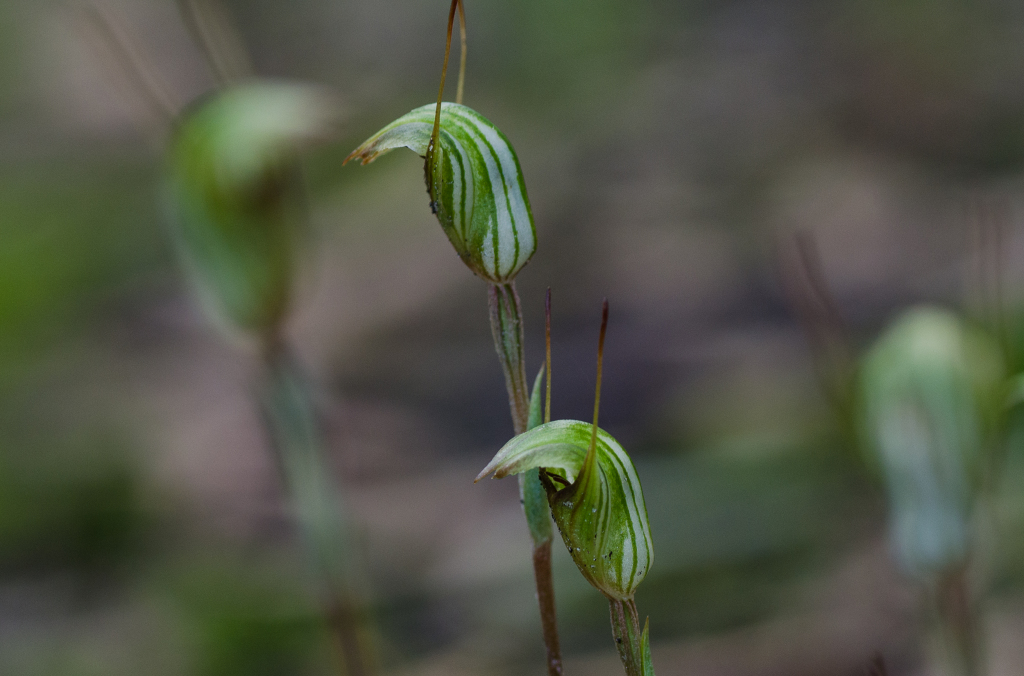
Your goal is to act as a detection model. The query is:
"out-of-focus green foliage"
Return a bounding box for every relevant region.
[167,82,338,334]
[0,160,165,366]
[858,306,1003,577]
[347,102,537,284]
[0,434,148,578]
[169,558,332,676]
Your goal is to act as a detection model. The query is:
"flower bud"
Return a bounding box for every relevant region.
[477,419,654,601]
[346,103,536,284]
[859,306,1002,577]
[166,82,338,333]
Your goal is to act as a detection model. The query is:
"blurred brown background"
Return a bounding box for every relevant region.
[4,0,1024,674]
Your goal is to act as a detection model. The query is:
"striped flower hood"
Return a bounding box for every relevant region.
[477,420,654,601]
[346,103,537,283]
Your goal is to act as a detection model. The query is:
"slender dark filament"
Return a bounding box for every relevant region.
[456,0,467,105]
[533,542,562,676]
[429,0,461,164]
[589,299,609,456]
[779,231,855,442]
[972,195,1010,367]
[177,0,251,85]
[544,288,552,424]
[81,4,177,122]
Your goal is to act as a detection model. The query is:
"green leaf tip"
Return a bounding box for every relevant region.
[641,617,655,676]
[858,305,1003,577]
[477,419,654,601]
[527,365,546,432]
[166,81,340,333]
[346,102,537,284]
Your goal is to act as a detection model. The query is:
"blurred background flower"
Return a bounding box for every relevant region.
[6,0,1024,674]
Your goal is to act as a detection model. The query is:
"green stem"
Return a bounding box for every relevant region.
[488,282,530,435]
[609,599,643,676]
[259,337,373,676]
[488,282,563,676]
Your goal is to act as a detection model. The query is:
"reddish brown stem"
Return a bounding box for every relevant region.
[429,0,461,163]
[588,299,609,456]
[455,0,467,105]
[533,541,563,676]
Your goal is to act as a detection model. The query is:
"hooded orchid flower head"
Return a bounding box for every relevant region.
[344,1,536,285]
[859,306,1003,578]
[166,81,338,334]
[477,301,654,601]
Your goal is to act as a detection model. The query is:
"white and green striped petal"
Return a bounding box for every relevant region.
[346,103,537,283]
[477,420,654,601]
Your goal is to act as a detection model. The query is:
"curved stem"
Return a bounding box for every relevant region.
[81,4,178,122]
[456,0,467,105]
[488,282,563,676]
[777,232,855,443]
[429,0,461,166]
[588,299,609,458]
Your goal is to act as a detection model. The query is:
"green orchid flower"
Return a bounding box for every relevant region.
[859,306,1003,676]
[348,2,562,671]
[859,306,1003,577]
[346,102,536,284]
[478,301,656,676]
[477,418,654,601]
[166,81,337,334]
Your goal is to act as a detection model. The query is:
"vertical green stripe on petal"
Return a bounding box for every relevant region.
[477,420,654,600]
[347,102,537,283]
[455,109,530,277]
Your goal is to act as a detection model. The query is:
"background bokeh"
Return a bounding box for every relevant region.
[5,0,1024,674]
